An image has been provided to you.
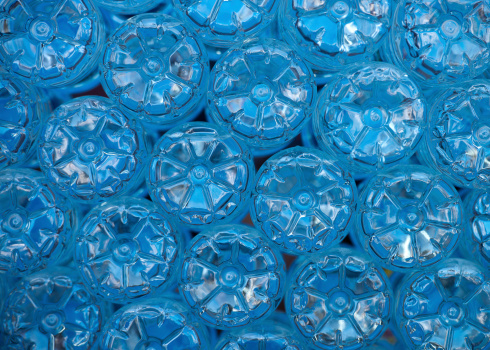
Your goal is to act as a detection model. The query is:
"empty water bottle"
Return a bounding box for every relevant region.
[357,165,463,272]
[179,224,286,329]
[286,246,393,349]
[94,0,160,14]
[101,14,209,125]
[0,75,50,170]
[208,38,317,153]
[314,62,427,173]
[0,0,105,88]
[38,96,149,203]
[396,259,490,349]
[0,169,77,275]
[75,197,182,304]
[1,267,106,349]
[173,0,280,48]
[100,297,210,349]
[147,122,255,229]
[388,0,490,87]
[419,80,490,189]
[280,0,392,71]
[252,147,357,254]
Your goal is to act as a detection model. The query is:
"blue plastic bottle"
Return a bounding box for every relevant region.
[100,297,210,350]
[0,74,50,170]
[179,224,286,329]
[101,14,209,125]
[357,165,463,272]
[388,0,490,87]
[0,0,105,88]
[0,168,77,276]
[147,122,255,229]
[38,96,149,203]
[1,267,106,349]
[419,80,490,189]
[252,146,357,254]
[396,259,490,349]
[314,62,427,174]
[172,0,280,48]
[94,0,160,14]
[74,196,182,304]
[207,38,317,154]
[280,0,392,72]
[286,246,393,349]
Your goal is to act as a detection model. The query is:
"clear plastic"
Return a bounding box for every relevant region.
[38,96,149,203]
[100,297,210,350]
[419,80,490,189]
[0,74,49,170]
[1,267,106,349]
[74,197,182,304]
[251,146,357,254]
[0,0,105,88]
[286,246,393,349]
[280,0,392,71]
[0,169,77,275]
[357,165,463,272]
[179,224,286,329]
[207,38,317,153]
[101,14,209,125]
[173,0,280,48]
[395,259,490,349]
[314,62,427,173]
[147,122,255,229]
[388,0,490,87]
[94,0,161,14]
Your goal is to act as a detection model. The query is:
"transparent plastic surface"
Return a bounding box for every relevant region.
[208,38,317,152]
[251,147,357,254]
[1,267,105,349]
[419,80,490,189]
[94,0,160,14]
[75,197,181,304]
[301,120,320,149]
[179,224,286,329]
[0,169,77,275]
[101,14,209,125]
[314,62,427,173]
[357,165,463,272]
[100,297,210,350]
[0,0,105,88]
[396,259,490,349]
[389,0,490,87]
[38,96,149,203]
[173,0,280,48]
[147,122,255,229]
[0,75,49,170]
[286,246,393,349]
[280,0,392,71]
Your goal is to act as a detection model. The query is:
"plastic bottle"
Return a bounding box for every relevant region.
[419,80,490,189]
[207,38,317,154]
[357,165,463,272]
[0,168,77,275]
[74,196,182,304]
[251,146,357,254]
[94,0,161,14]
[100,297,210,350]
[0,74,50,170]
[100,14,209,125]
[314,62,427,174]
[38,96,149,203]
[1,267,106,349]
[147,122,255,229]
[395,258,490,349]
[280,0,392,71]
[0,0,105,88]
[286,246,393,349]
[172,0,280,48]
[388,0,490,87]
[179,224,286,329]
